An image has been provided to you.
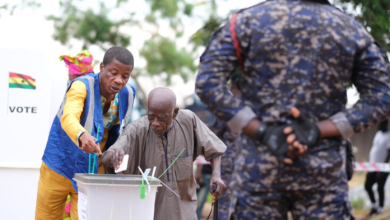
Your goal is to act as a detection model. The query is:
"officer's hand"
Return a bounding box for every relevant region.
[102,149,125,170]
[209,174,226,202]
[283,107,320,162]
[260,124,291,163]
[283,126,307,163]
[290,107,320,147]
[79,132,102,155]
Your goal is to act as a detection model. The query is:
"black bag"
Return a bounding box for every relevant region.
[344,140,355,181]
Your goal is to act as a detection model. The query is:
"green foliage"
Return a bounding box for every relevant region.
[47,1,133,50]
[190,15,225,50]
[189,0,234,50]
[184,3,194,16]
[146,0,180,18]
[334,0,390,52]
[45,0,204,87]
[116,0,128,7]
[0,0,40,16]
[140,35,196,84]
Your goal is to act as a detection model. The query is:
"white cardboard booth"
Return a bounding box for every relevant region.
[0,48,67,219]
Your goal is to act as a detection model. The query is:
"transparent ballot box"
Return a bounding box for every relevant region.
[74,174,161,220]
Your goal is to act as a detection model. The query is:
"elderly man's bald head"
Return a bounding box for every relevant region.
[147,87,179,136]
[148,87,176,109]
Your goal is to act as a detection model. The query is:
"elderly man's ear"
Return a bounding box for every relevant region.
[173,108,179,119]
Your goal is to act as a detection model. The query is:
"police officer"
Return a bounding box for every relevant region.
[195,0,390,219]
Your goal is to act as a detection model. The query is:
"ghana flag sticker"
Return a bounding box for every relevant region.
[9,72,36,90]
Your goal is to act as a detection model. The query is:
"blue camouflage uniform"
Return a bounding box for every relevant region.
[195,0,390,219]
[210,119,238,220]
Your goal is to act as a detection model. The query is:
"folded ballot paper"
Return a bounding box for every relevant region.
[115,154,129,173]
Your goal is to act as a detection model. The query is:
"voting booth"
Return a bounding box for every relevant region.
[74,174,161,220]
[0,48,67,219]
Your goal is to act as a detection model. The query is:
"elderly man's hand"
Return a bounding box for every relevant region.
[209,173,226,202]
[102,148,125,170]
[79,132,102,155]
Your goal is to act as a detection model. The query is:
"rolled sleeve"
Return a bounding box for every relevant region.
[330,112,354,139]
[227,106,256,134]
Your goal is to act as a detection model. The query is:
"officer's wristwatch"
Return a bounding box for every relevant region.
[255,123,267,141]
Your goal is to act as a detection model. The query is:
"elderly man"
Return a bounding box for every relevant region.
[103,87,226,220]
[35,46,136,220]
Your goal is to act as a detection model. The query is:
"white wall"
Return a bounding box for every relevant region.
[0,167,40,219]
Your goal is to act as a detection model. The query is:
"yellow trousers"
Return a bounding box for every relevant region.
[35,162,79,220]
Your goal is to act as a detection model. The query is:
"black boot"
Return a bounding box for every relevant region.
[366,207,377,217]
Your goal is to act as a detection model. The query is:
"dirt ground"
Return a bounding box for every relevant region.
[354,206,390,220]
[199,172,390,220]
[200,206,390,220]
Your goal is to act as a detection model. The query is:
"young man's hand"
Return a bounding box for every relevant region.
[79,132,102,155]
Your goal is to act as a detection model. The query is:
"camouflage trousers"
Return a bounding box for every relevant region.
[228,134,353,220]
[218,142,238,220]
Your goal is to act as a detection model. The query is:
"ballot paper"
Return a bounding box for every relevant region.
[115,154,129,173]
[78,192,88,220]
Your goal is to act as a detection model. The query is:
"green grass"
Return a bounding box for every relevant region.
[351,196,365,211]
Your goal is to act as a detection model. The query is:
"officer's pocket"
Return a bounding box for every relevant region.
[174,155,196,201]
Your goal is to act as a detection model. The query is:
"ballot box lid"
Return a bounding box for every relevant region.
[74,174,161,186]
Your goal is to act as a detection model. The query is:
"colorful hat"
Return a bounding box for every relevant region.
[59,50,94,75]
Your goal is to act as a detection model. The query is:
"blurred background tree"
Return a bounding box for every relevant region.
[2,0,389,97]
[0,0,40,16]
[44,0,204,100]
[333,0,390,52]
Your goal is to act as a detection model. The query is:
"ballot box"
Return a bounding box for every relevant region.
[74,174,161,220]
